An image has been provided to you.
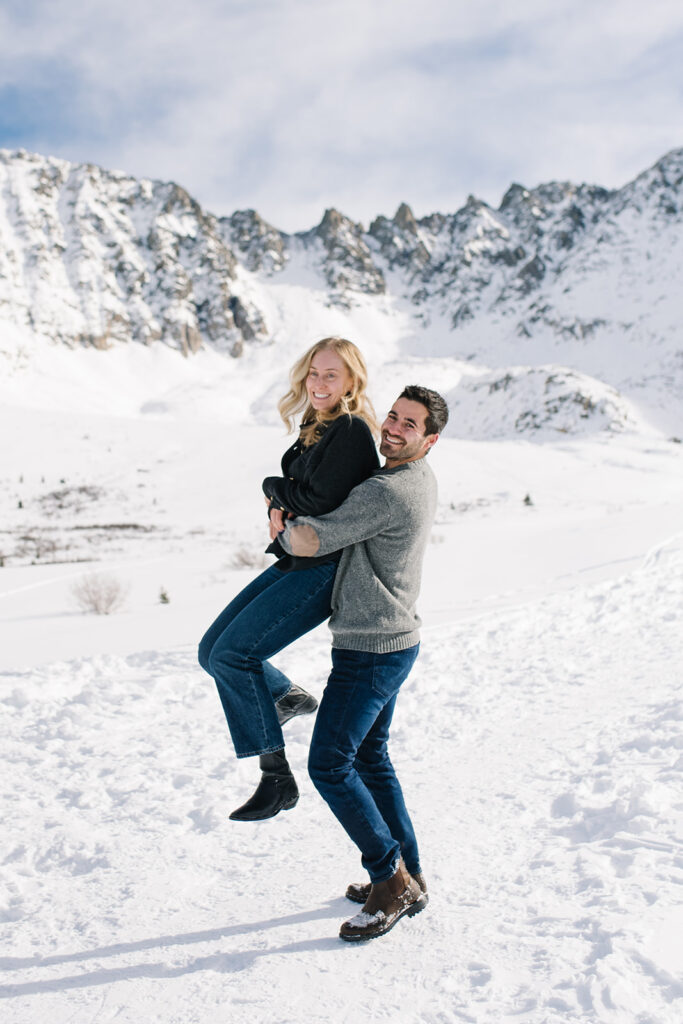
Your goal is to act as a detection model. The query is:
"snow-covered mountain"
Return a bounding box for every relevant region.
[2,151,683,1022]
[1,146,682,435]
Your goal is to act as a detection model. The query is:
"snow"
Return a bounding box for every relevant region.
[344,910,386,928]
[1,337,683,1022]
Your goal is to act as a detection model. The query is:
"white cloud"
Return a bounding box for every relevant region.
[1,0,682,229]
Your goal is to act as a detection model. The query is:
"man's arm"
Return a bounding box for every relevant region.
[279,476,391,557]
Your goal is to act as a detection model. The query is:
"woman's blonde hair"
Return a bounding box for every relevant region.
[278,337,378,446]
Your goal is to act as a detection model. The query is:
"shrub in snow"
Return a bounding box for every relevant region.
[39,485,103,514]
[71,572,129,615]
[229,546,268,570]
[16,532,59,561]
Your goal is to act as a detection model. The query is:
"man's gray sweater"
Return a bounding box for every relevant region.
[279,458,437,653]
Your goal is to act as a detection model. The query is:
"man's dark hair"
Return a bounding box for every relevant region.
[399,385,449,436]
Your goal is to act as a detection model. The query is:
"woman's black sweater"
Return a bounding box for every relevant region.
[262,415,379,571]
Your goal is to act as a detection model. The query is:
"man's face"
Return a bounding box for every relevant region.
[379,397,438,468]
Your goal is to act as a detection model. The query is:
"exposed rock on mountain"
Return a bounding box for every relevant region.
[445,366,639,440]
[368,202,431,272]
[307,207,385,300]
[221,209,287,274]
[1,146,682,434]
[0,150,265,355]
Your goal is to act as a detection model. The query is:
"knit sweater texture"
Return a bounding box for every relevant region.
[279,458,437,653]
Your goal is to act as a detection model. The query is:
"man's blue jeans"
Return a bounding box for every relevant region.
[198,561,336,758]
[308,644,421,883]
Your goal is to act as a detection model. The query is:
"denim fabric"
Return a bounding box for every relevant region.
[198,561,336,758]
[308,644,421,883]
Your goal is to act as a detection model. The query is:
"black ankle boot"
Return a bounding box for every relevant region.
[275,684,318,725]
[229,750,299,821]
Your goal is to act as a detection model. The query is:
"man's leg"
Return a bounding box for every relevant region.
[308,645,419,883]
[354,700,422,878]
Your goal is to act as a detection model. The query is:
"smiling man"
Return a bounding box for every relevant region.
[278,385,449,942]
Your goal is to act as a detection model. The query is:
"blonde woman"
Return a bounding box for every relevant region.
[198,338,379,821]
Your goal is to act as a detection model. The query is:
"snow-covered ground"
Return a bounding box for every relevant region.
[1,342,682,1023]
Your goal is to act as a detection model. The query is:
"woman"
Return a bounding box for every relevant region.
[198,337,379,821]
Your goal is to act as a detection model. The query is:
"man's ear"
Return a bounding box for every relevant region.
[423,432,439,453]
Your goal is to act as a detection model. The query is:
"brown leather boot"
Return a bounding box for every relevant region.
[345,871,428,905]
[339,859,427,942]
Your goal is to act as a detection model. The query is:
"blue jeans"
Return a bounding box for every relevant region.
[308,644,421,883]
[198,561,336,758]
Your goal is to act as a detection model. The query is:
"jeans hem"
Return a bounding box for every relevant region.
[368,851,401,885]
[235,743,285,760]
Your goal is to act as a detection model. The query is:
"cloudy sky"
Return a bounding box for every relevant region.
[1,0,682,230]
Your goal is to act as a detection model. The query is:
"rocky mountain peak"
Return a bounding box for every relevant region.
[499,183,531,211]
[1,144,683,437]
[394,202,418,234]
[616,146,683,219]
[307,207,385,300]
[316,207,349,238]
[160,182,197,214]
[222,209,287,273]
[368,203,430,273]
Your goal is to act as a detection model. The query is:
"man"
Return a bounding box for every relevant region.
[278,384,449,942]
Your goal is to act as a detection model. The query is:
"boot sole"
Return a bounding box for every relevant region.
[229,793,299,821]
[339,895,428,942]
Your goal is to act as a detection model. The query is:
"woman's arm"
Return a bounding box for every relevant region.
[263,417,379,518]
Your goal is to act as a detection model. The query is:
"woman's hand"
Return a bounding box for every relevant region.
[270,507,286,534]
[269,507,295,541]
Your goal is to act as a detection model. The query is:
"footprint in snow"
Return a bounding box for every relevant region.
[468,962,492,988]
[187,806,221,832]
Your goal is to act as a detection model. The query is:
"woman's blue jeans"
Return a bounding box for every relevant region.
[198,561,336,758]
[308,644,421,883]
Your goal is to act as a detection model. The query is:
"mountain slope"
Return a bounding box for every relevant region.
[1,146,682,434]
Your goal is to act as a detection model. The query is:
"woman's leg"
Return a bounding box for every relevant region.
[198,564,292,701]
[205,561,336,759]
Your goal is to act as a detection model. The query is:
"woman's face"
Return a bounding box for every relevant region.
[306,349,353,413]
